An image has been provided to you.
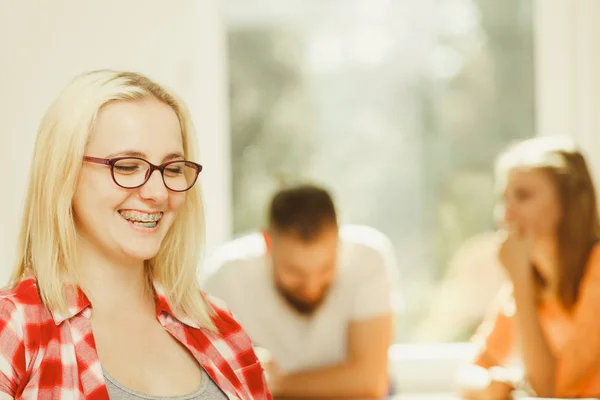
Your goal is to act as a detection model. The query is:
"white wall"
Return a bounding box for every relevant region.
[0,0,231,284]
[534,0,600,182]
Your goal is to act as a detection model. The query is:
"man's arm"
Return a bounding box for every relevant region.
[270,314,392,399]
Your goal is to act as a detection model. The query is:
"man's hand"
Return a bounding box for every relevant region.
[254,347,281,392]
[254,346,273,366]
[458,365,518,400]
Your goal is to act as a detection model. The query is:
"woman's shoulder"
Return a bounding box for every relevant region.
[205,294,252,344]
[0,276,45,325]
[0,276,43,308]
[201,292,259,359]
[203,292,244,330]
[0,277,46,374]
[581,243,600,288]
[0,286,22,326]
[587,243,600,266]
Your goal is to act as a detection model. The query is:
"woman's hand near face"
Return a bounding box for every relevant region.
[497,226,534,286]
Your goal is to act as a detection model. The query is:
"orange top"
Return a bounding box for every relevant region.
[472,244,600,397]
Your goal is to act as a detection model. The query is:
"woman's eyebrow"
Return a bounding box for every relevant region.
[104,150,185,162]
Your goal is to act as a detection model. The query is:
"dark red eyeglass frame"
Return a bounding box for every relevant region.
[83,156,203,192]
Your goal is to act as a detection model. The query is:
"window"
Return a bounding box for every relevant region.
[225,0,535,343]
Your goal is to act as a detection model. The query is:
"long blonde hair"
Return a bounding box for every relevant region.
[496,136,600,310]
[12,70,216,330]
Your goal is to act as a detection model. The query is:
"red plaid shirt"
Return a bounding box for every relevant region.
[0,276,272,399]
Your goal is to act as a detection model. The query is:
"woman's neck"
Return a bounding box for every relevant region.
[531,235,560,292]
[76,241,155,316]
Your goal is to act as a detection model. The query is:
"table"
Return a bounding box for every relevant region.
[389,394,459,399]
[275,395,459,400]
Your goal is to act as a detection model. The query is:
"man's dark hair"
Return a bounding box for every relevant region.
[268,184,337,241]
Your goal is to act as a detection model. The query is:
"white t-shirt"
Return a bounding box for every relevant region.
[200,224,400,373]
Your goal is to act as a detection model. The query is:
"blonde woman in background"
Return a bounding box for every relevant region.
[461,136,600,399]
[0,70,270,399]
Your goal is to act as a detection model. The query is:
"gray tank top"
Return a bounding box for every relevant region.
[103,368,229,400]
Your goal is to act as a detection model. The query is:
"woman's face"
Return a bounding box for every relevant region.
[500,167,562,239]
[72,98,187,264]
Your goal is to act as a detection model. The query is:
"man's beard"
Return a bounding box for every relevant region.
[275,282,330,316]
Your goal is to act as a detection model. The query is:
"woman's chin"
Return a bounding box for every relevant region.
[121,246,161,263]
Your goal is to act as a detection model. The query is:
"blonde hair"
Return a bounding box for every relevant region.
[496,135,600,309]
[12,70,216,330]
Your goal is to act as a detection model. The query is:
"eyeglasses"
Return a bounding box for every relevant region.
[83,156,202,192]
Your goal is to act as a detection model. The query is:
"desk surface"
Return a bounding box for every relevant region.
[276,395,600,400]
[389,396,600,400]
[275,395,459,400]
[389,395,458,399]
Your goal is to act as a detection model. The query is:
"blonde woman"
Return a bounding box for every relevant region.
[462,136,600,399]
[0,70,271,399]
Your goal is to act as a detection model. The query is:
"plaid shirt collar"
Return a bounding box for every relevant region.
[48,277,200,329]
